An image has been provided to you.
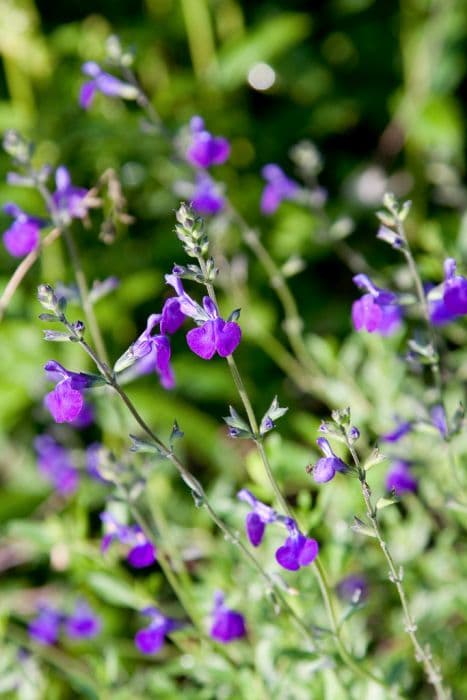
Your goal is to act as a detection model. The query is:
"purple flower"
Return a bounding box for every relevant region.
[34,435,79,495]
[442,258,467,317]
[312,438,349,483]
[70,401,94,429]
[192,174,225,216]
[429,297,454,326]
[86,442,110,482]
[352,274,402,336]
[431,404,448,438]
[28,606,62,646]
[260,164,299,215]
[210,592,246,644]
[79,61,139,109]
[101,512,157,568]
[3,203,43,257]
[64,601,101,640]
[51,167,89,222]
[275,518,319,571]
[116,313,176,389]
[44,361,98,424]
[186,116,230,169]
[166,275,241,359]
[336,574,368,603]
[135,607,180,654]
[381,419,412,443]
[237,488,279,546]
[385,460,417,495]
[186,303,241,359]
[160,297,185,335]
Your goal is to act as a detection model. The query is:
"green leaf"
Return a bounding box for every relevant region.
[363,447,387,471]
[87,573,147,609]
[376,496,398,511]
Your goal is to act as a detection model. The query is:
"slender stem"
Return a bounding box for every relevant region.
[33,177,110,366]
[125,497,244,668]
[396,215,461,493]
[60,319,322,654]
[348,440,449,700]
[0,226,62,321]
[196,255,392,691]
[228,207,318,375]
[62,228,110,365]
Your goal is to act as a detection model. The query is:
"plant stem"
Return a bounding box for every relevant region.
[34,176,110,366]
[196,255,391,691]
[348,439,450,700]
[60,318,322,654]
[395,214,461,493]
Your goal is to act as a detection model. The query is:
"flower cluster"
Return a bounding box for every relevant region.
[34,434,79,495]
[115,273,241,388]
[185,116,229,216]
[237,489,319,571]
[29,601,101,646]
[165,273,241,360]
[101,511,157,568]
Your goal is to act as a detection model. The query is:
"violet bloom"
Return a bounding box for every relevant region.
[336,574,368,603]
[70,401,94,429]
[3,203,43,257]
[51,167,89,223]
[431,404,448,438]
[352,274,402,336]
[186,116,230,169]
[381,418,412,443]
[312,438,349,483]
[260,164,299,215]
[237,488,279,546]
[44,361,97,424]
[192,174,225,216]
[135,607,180,654]
[101,512,156,568]
[210,592,246,644]
[385,460,417,495]
[115,309,180,389]
[28,606,62,646]
[79,61,139,110]
[442,258,467,317]
[64,601,101,640]
[34,435,79,495]
[166,274,241,359]
[275,518,319,571]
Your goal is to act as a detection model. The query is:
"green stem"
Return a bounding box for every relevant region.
[348,441,449,700]
[196,255,391,691]
[396,215,461,494]
[34,177,110,366]
[61,319,321,653]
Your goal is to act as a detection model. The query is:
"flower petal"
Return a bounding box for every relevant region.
[216,320,241,357]
[298,538,319,567]
[186,320,217,359]
[245,512,265,547]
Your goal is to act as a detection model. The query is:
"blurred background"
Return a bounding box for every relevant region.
[0,1,466,698]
